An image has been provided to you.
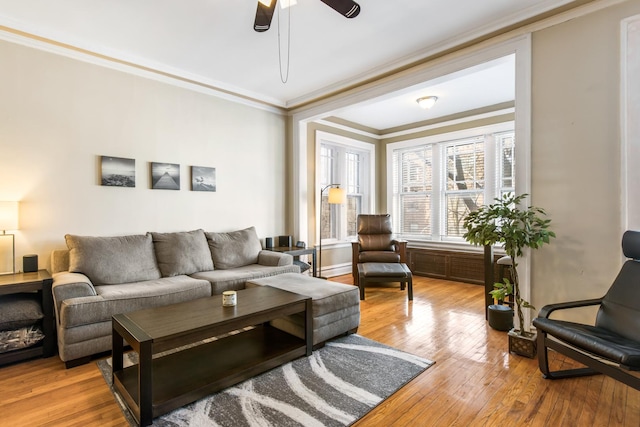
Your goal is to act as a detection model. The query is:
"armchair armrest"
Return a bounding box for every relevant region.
[52,272,97,322]
[392,239,408,263]
[537,297,604,319]
[351,241,360,257]
[351,241,360,280]
[258,250,293,267]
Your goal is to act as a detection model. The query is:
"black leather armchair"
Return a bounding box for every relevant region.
[533,230,640,390]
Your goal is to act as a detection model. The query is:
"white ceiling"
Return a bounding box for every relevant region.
[331,54,516,131]
[0,0,576,111]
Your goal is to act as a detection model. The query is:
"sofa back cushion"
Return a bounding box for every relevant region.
[150,229,214,277]
[206,226,262,269]
[65,234,161,285]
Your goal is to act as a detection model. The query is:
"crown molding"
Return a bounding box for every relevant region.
[0,24,287,115]
[315,106,516,141]
[314,119,381,140]
[0,0,624,114]
[287,0,623,112]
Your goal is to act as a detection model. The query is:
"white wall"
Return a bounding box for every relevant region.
[531,1,640,322]
[293,1,640,314]
[0,40,288,272]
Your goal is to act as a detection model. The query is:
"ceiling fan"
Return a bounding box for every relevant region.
[254,0,361,32]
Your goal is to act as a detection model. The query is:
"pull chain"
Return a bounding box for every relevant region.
[277,2,291,83]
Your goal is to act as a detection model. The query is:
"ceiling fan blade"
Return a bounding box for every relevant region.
[254,0,278,32]
[320,0,361,18]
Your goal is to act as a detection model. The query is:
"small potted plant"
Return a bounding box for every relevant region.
[462,193,555,357]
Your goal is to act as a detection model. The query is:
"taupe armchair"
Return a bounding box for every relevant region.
[351,214,407,286]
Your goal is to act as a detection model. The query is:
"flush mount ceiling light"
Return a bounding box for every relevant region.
[417,96,438,109]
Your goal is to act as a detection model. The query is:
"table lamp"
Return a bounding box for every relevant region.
[0,201,19,275]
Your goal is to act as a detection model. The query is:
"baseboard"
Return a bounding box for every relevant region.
[319,263,351,278]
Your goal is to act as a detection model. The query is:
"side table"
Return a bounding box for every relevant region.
[0,270,55,365]
[266,246,317,277]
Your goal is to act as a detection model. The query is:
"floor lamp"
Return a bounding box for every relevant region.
[319,184,346,279]
[0,201,19,275]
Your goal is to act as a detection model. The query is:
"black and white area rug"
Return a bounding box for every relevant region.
[97,334,434,426]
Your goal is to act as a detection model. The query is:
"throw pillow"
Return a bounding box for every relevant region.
[0,293,44,331]
[150,229,214,277]
[206,226,262,269]
[0,325,44,353]
[66,234,161,285]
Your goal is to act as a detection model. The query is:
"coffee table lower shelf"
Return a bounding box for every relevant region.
[113,325,306,423]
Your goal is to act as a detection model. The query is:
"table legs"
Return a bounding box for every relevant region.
[139,341,153,426]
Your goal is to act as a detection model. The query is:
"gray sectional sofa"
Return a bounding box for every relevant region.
[50,227,299,367]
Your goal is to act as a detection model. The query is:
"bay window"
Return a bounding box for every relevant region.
[389,123,514,242]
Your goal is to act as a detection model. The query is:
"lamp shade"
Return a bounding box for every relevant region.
[0,201,18,231]
[327,187,346,204]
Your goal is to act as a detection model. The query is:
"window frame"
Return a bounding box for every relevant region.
[316,131,375,244]
[388,121,515,245]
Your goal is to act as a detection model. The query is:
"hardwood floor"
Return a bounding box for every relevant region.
[1,275,638,426]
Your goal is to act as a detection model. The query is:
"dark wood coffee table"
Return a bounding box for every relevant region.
[111,286,312,426]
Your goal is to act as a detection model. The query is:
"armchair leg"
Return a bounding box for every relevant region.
[537,331,598,380]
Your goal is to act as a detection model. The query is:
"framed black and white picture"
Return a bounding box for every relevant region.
[101,156,135,187]
[191,166,216,192]
[151,162,180,190]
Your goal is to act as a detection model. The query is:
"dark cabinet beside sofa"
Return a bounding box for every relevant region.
[0,270,55,366]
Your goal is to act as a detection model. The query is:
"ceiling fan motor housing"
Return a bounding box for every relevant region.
[254,0,360,32]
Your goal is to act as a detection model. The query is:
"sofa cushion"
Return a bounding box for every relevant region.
[0,325,45,353]
[246,273,360,345]
[60,275,211,327]
[206,226,262,269]
[246,273,360,318]
[191,263,301,294]
[150,229,214,277]
[66,234,161,285]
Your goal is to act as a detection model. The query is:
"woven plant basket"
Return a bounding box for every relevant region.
[508,329,537,358]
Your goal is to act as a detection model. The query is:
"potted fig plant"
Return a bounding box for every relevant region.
[462,193,555,357]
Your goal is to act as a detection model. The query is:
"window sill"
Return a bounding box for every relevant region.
[315,240,352,250]
[405,239,507,256]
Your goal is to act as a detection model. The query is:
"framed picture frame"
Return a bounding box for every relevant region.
[101,156,135,187]
[151,162,180,190]
[191,166,216,192]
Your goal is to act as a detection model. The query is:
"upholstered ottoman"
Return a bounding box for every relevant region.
[357,262,413,301]
[245,273,360,346]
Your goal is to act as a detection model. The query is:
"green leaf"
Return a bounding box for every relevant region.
[461,193,553,316]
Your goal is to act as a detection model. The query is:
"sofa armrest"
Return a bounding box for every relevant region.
[59,295,108,327]
[258,250,294,266]
[537,297,604,319]
[52,272,97,323]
